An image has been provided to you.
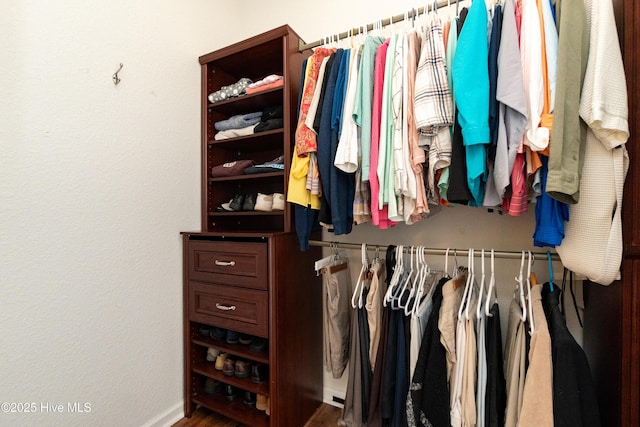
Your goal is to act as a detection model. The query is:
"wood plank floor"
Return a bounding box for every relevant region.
[171,403,342,427]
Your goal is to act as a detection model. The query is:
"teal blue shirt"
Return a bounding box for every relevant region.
[452,0,490,205]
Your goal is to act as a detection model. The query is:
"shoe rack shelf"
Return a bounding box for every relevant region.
[191,393,270,427]
[200,25,307,233]
[182,229,322,426]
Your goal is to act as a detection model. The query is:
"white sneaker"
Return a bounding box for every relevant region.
[207,347,220,362]
[254,193,273,211]
[272,193,285,210]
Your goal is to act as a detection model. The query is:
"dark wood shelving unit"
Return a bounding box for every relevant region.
[183,25,321,427]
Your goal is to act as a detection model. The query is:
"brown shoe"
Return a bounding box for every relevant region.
[222,357,236,376]
[235,359,252,379]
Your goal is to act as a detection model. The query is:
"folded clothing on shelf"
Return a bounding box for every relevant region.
[245,78,284,95]
[243,155,285,174]
[214,124,257,140]
[255,118,284,133]
[211,159,255,177]
[261,105,283,121]
[214,112,263,131]
[248,74,283,88]
[208,77,253,103]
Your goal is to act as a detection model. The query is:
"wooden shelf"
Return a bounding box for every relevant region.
[192,392,270,427]
[192,360,270,396]
[207,128,284,147]
[209,171,284,182]
[207,87,284,116]
[209,210,284,217]
[192,336,270,364]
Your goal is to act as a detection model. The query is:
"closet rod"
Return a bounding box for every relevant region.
[308,240,562,261]
[298,0,451,51]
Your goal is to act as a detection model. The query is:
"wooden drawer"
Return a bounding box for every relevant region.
[189,281,268,337]
[188,240,268,290]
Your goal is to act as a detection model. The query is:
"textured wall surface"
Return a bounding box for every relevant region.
[0,1,239,426]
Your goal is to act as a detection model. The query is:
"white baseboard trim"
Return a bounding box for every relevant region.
[323,386,345,408]
[141,401,184,427]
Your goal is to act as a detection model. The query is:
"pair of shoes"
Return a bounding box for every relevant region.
[224,384,241,401]
[204,377,223,394]
[251,364,268,384]
[214,353,228,371]
[226,329,239,344]
[219,193,246,212]
[198,325,211,337]
[256,393,268,411]
[243,391,257,408]
[209,327,226,341]
[239,334,254,345]
[254,193,285,211]
[249,337,268,353]
[266,397,271,416]
[206,347,219,362]
[223,358,252,378]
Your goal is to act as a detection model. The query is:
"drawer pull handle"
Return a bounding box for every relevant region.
[216,303,236,311]
[214,260,236,267]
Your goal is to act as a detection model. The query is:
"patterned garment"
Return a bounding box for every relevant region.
[414,16,454,140]
[353,168,372,225]
[295,48,333,157]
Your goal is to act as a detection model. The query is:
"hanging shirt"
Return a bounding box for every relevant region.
[542,283,601,427]
[452,0,490,206]
[335,45,362,173]
[378,33,399,221]
[546,0,589,204]
[492,0,528,203]
[406,30,429,221]
[517,284,553,427]
[354,36,386,181]
[556,0,629,285]
[295,48,333,156]
[520,0,547,152]
[533,156,569,247]
[485,303,506,427]
[369,39,395,229]
[503,298,527,427]
[316,49,343,227]
[483,5,504,207]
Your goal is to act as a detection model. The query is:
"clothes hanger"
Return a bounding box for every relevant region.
[515,251,527,322]
[476,248,486,320]
[484,249,497,317]
[407,246,424,316]
[405,246,425,315]
[351,243,369,308]
[384,245,404,306]
[464,248,477,320]
[394,246,415,309]
[457,248,474,320]
[314,242,341,275]
[526,251,535,334]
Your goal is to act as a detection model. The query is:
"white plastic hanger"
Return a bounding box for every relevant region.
[475,249,486,320]
[405,246,424,315]
[394,247,415,309]
[384,245,404,306]
[458,249,474,320]
[351,243,369,308]
[484,249,497,317]
[515,251,527,322]
[526,251,535,334]
[464,248,477,320]
[406,247,422,316]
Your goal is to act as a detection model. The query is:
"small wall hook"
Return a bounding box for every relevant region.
[112,63,123,85]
